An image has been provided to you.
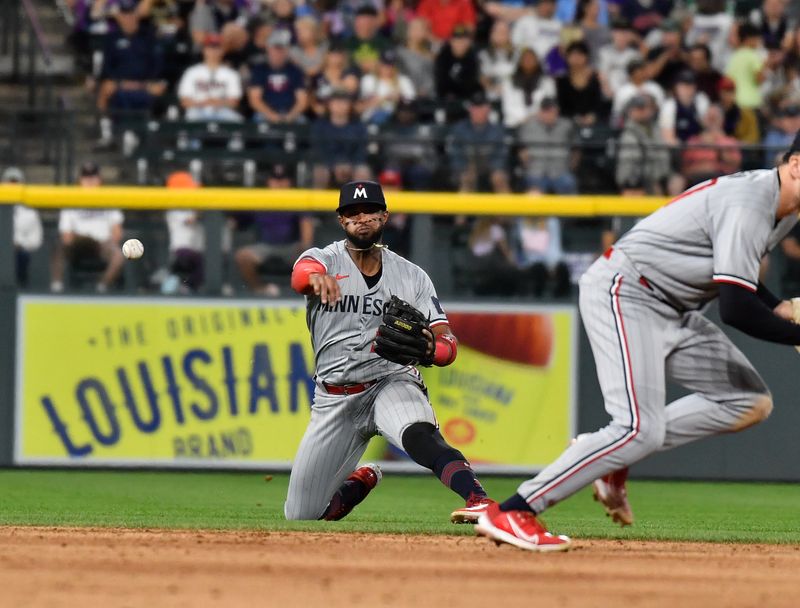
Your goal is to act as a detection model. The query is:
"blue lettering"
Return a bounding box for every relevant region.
[183,349,219,421]
[41,397,92,457]
[222,345,238,416]
[333,298,345,313]
[362,295,372,314]
[249,344,279,413]
[162,355,185,424]
[345,295,358,313]
[288,342,315,413]
[116,363,161,433]
[373,298,383,315]
[76,379,120,446]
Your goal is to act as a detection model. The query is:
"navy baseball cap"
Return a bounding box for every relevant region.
[337,180,387,212]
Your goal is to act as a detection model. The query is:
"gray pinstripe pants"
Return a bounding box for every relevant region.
[518,250,770,514]
[284,372,437,520]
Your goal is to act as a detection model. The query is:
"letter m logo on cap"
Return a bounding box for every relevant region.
[354,185,367,199]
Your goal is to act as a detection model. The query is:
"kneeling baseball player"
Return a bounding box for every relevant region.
[475,134,800,552]
[285,180,494,522]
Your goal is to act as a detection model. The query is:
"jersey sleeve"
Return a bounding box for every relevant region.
[294,246,332,273]
[414,270,448,328]
[711,204,771,292]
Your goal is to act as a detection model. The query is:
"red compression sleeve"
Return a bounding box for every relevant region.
[432,334,458,367]
[291,258,326,294]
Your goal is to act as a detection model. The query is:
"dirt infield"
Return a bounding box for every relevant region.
[1,527,799,608]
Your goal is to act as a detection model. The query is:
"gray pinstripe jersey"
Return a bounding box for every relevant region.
[296,241,448,384]
[615,169,798,310]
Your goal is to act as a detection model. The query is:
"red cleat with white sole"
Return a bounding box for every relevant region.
[348,463,382,490]
[475,503,571,552]
[592,467,634,527]
[450,493,496,524]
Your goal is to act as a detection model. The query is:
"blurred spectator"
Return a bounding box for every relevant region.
[501,48,557,127]
[359,50,416,124]
[748,0,795,51]
[3,167,42,289]
[616,95,673,196]
[571,111,619,193]
[465,217,525,296]
[555,41,610,122]
[515,217,571,297]
[311,90,371,188]
[645,19,689,91]
[687,43,724,102]
[517,97,577,194]
[680,104,742,187]
[434,25,482,106]
[234,164,314,296]
[247,29,308,123]
[617,0,672,37]
[163,171,205,294]
[659,70,710,145]
[597,18,640,96]
[770,55,800,107]
[686,1,734,72]
[448,90,510,193]
[762,104,800,167]
[290,16,327,78]
[321,0,385,39]
[381,100,436,190]
[377,169,411,257]
[611,58,665,125]
[397,18,435,99]
[309,43,361,117]
[188,0,249,54]
[267,0,298,36]
[385,0,417,44]
[543,24,585,78]
[158,2,196,88]
[556,0,611,25]
[345,4,390,74]
[575,0,611,62]
[725,22,768,112]
[51,162,125,293]
[479,20,516,102]
[511,0,562,62]
[242,17,273,70]
[177,33,243,122]
[416,0,476,43]
[718,76,761,145]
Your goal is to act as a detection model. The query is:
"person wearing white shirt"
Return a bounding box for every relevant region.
[612,58,666,125]
[163,172,205,294]
[686,5,734,73]
[358,50,416,124]
[510,0,563,63]
[178,33,243,122]
[501,48,557,127]
[479,20,517,101]
[51,162,125,293]
[3,167,43,288]
[597,18,641,97]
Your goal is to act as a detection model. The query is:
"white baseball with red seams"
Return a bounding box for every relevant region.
[121,238,144,259]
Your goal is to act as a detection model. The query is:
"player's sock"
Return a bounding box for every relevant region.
[432,455,488,501]
[320,478,371,521]
[499,493,536,514]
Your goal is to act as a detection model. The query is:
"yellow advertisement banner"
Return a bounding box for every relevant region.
[16,297,575,470]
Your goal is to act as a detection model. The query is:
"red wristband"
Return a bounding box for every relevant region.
[291,258,326,294]
[432,334,458,367]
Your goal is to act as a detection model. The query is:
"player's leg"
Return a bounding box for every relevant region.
[661,311,772,450]
[284,393,371,521]
[371,375,493,521]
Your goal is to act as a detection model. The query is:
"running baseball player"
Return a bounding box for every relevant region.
[476,134,800,552]
[285,180,494,522]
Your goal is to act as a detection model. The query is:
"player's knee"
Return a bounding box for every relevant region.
[401,422,461,470]
[633,421,666,454]
[730,393,773,432]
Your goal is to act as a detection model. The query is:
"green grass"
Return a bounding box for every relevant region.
[1,470,799,544]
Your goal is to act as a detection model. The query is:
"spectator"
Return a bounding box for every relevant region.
[416,0,476,43]
[321,0,385,40]
[659,69,710,145]
[718,76,761,145]
[645,18,689,91]
[434,25,482,107]
[359,49,416,124]
[725,22,768,112]
[396,18,435,99]
[345,4,390,74]
[3,167,42,289]
[597,17,641,97]
[448,90,510,193]
[611,58,665,125]
[290,16,327,78]
[479,20,516,102]
[555,41,610,122]
[543,24,585,78]
[748,0,795,51]
[686,0,735,73]
[502,47,557,128]
[163,171,205,294]
[511,0,563,62]
[681,104,742,187]
[247,29,308,124]
[616,95,673,196]
[762,104,800,167]
[686,43,724,102]
[242,17,273,71]
[385,0,417,44]
[234,164,314,296]
[51,162,125,293]
[617,0,672,37]
[377,168,411,257]
[381,100,436,190]
[177,33,243,122]
[575,0,611,62]
[309,43,361,117]
[571,111,619,193]
[188,0,249,54]
[465,217,524,295]
[515,217,571,297]
[518,97,577,194]
[311,89,371,188]
[267,0,298,36]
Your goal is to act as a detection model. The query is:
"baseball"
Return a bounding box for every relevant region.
[122,238,144,259]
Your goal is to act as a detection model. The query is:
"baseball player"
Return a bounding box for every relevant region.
[285,180,494,522]
[476,134,800,552]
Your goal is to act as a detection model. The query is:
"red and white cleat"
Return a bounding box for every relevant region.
[450,493,496,524]
[348,463,382,490]
[593,467,634,527]
[475,503,571,552]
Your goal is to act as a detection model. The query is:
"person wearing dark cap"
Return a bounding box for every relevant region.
[658,69,710,145]
[718,76,760,147]
[247,29,308,124]
[344,3,390,74]
[416,0,476,43]
[434,24,481,111]
[286,179,496,525]
[234,164,314,296]
[447,89,510,193]
[358,49,416,124]
[177,33,243,122]
[51,162,125,293]
[2,167,42,289]
[611,57,665,125]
